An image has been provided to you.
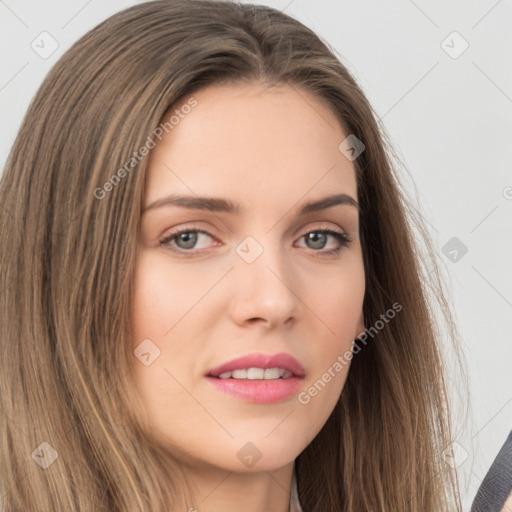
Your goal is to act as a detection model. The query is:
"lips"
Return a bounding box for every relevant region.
[207,352,305,378]
[206,352,306,403]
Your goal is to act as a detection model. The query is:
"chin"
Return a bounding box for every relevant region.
[167,438,303,474]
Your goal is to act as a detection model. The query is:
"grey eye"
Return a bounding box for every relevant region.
[304,232,328,250]
[174,232,199,249]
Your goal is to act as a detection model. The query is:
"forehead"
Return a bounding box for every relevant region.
[144,83,357,210]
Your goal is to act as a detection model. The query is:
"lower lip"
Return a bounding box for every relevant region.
[206,376,304,403]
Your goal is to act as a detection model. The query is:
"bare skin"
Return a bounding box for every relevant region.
[502,494,512,512]
[131,82,366,512]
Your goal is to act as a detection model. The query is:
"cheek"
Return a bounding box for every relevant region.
[307,259,365,338]
[297,261,365,410]
[131,251,215,345]
[130,253,200,397]
[129,254,209,442]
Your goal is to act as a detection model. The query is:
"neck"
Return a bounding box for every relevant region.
[183,461,295,512]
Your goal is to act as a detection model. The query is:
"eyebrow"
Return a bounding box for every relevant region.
[142,193,359,215]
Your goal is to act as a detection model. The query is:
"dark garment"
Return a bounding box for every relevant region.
[472,430,512,511]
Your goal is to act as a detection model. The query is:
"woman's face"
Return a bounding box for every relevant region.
[131,82,365,474]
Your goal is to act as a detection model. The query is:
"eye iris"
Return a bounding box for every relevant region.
[306,232,327,249]
[176,232,197,249]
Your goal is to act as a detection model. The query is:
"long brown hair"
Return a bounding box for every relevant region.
[0,1,466,510]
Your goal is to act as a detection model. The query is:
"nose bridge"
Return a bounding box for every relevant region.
[235,233,286,279]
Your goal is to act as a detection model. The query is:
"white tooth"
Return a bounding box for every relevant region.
[225,367,291,380]
[247,368,264,379]
[264,368,281,379]
[232,369,248,379]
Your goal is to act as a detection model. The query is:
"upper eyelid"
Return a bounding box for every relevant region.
[161,222,349,240]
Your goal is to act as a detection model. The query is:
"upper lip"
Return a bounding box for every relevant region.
[207,352,305,378]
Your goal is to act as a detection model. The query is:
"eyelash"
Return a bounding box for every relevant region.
[159,224,352,258]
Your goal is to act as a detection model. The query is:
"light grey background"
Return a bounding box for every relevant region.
[1,0,511,509]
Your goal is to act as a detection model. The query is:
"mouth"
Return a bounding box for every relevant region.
[207,352,305,378]
[206,352,305,403]
[214,367,294,380]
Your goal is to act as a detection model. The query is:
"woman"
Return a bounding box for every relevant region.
[0,1,466,510]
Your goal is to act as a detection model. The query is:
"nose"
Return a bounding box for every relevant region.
[228,238,300,329]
